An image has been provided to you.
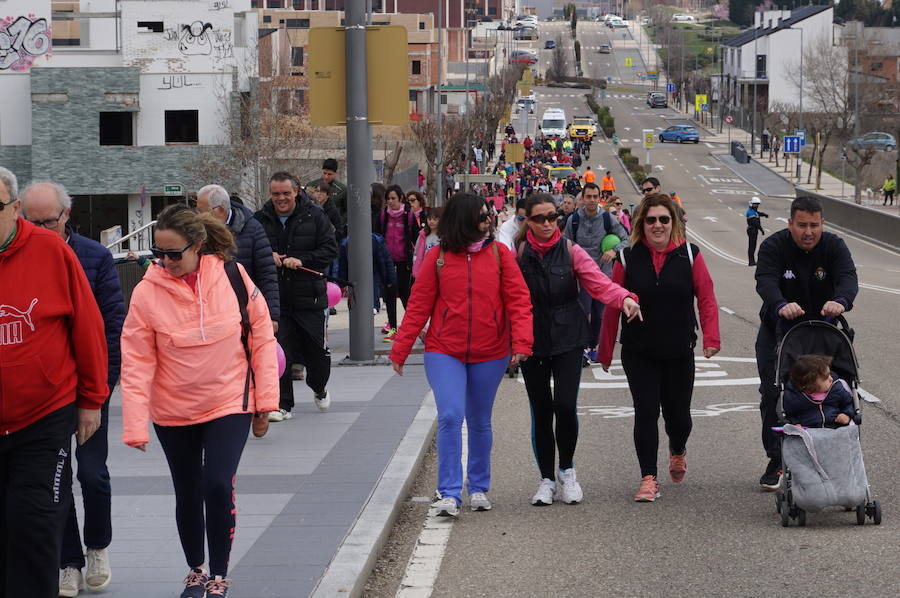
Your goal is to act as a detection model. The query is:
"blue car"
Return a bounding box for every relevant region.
[659,125,700,144]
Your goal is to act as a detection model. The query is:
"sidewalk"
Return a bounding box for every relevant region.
[76,305,434,597]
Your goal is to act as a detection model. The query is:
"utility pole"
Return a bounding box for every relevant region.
[751,21,758,156]
[345,0,375,361]
[796,26,803,180]
[435,0,444,206]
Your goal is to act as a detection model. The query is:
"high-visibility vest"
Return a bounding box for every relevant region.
[601,176,615,191]
[584,170,596,183]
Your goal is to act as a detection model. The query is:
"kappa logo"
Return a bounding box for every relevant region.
[0,298,38,346]
[783,270,796,280]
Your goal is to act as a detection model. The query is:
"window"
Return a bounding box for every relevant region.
[286,19,310,28]
[99,112,134,146]
[263,15,272,23]
[293,0,303,7]
[268,0,284,7]
[291,47,304,66]
[409,90,417,101]
[871,62,883,72]
[419,22,425,30]
[411,60,421,75]
[137,21,164,33]
[164,110,199,144]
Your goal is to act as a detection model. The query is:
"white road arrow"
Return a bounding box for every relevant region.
[655,165,665,170]
[702,216,719,222]
[623,127,631,131]
[700,165,721,171]
[776,217,788,223]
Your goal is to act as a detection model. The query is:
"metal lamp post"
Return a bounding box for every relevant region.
[789,26,804,180]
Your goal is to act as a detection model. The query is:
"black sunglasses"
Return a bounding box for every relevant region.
[150,243,193,261]
[479,212,491,223]
[645,215,671,225]
[641,187,655,194]
[529,213,559,224]
[0,197,15,211]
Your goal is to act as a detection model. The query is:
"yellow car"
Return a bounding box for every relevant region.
[568,116,595,139]
[543,165,577,181]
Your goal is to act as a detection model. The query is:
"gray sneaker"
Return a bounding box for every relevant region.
[85,547,111,591]
[59,567,83,598]
[314,390,331,412]
[432,497,459,517]
[469,492,492,511]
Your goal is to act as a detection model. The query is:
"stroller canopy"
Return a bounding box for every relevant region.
[776,319,859,385]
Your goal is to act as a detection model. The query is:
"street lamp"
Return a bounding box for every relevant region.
[788,26,804,180]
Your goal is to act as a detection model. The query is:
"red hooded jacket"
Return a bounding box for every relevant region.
[0,218,108,434]
[390,240,533,365]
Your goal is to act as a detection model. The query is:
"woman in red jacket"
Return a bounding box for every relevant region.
[598,194,720,503]
[390,193,533,517]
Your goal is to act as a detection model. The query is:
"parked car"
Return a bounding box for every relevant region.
[850,132,896,152]
[598,43,612,53]
[516,97,536,114]
[647,92,667,108]
[545,39,556,49]
[659,125,700,143]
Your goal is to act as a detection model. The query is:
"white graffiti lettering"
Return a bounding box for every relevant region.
[0,16,52,71]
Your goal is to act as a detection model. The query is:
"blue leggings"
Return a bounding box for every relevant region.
[424,352,509,504]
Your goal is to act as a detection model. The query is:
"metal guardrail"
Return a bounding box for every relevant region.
[106,220,156,254]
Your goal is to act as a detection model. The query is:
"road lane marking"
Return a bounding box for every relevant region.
[579,402,759,418]
[720,306,736,315]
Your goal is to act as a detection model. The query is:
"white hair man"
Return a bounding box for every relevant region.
[19,180,125,595]
[196,184,280,332]
[0,167,108,596]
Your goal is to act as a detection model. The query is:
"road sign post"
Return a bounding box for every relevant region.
[643,129,654,169]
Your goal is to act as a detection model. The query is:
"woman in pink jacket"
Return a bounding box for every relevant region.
[120,204,279,598]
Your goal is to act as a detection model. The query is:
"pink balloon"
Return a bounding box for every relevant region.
[326,282,342,308]
[276,342,286,378]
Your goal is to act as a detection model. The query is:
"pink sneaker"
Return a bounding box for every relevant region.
[634,475,660,502]
[380,323,392,334]
[669,452,687,483]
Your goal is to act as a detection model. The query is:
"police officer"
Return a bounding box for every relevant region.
[754,196,858,490]
[745,196,768,266]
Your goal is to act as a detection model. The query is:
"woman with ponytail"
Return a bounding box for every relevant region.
[120,204,279,598]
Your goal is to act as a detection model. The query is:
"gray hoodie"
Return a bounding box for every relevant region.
[563,206,629,277]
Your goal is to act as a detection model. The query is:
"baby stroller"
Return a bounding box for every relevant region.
[773,316,882,527]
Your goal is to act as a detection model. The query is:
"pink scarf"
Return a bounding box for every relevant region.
[526,227,561,258]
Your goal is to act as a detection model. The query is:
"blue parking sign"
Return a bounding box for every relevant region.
[666,83,675,93]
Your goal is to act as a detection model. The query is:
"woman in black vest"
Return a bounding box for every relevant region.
[598,194,720,503]
[516,194,641,507]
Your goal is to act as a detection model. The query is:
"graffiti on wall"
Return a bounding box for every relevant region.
[210,0,231,10]
[178,21,214,56]
[158,75,201,90]
[212,30,233,60]
[0,15,52,71]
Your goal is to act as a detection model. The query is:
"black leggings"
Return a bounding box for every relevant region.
[621,348,695,478]
[155,413,251,577]
[384,261,412,329]
[520,348,584,480]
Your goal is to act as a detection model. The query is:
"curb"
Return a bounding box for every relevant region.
[615,155,642,194]
[310,391,437,598]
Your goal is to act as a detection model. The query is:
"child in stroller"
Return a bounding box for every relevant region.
[783,355,854,428]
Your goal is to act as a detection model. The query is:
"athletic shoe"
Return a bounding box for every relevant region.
[380,323,392,334]
[329,307,338,316]
[634,475,660,502]
[59,567,84,598]
[469,492,492,511]
[180,568,209,598]
[268,408,292,422]
[383,328,398,342]
[314,390,331,412]
[759,459,783,491]
[669,452,687,483]
[432,497,459,518]
[85,547,111,591]
[581,350,592,368]
[531,478,556,506]
[558,468,584,504]
[205,575,231,597]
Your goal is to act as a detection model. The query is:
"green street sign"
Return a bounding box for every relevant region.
[164,183,184,196]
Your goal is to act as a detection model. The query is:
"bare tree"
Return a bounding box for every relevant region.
[548,35,567,83]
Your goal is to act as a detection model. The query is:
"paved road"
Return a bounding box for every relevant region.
[372,19,900,598]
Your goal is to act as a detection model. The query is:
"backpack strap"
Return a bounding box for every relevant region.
[570,211,580,241]
[619,247,628,270]
[225,260,253,411]
[685,241,695,268]
[492,241,502,275]
[602,209,613,233]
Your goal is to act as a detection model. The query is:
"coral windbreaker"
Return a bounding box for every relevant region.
[390,240,534,365]
[120,255,279,447]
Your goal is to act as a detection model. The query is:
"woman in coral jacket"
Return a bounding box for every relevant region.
[597,194,720,504]
[120,205,279,598]
[390,193,534,518]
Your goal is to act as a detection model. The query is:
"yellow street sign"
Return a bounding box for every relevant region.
[506,143,525,163]
[695,94,708,113]
[624,57,633,67]
[643,130,654,149]
[308,26,409,126]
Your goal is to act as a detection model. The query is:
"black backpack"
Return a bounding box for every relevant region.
[224,260,254,411]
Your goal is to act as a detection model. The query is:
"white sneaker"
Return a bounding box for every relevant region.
[314,390,331,412]
[558,468,584,504]
[432,497,460,517]
[469,492,492,511]
[84,547,111,591]
[59,567,84,598]
[268,408,292,422]
[531,478,556,506]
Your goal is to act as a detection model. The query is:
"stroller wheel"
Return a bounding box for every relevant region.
[856,504,866,525]
[774,491,783,513]
[797,508,807,527]
[873,500,882,525]
[780,498,790,527]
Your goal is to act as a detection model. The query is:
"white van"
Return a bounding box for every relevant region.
[672,14,696,22]
[540,108,567,137]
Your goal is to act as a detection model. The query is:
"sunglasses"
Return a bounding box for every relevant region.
[0,197,15,211]
[641,187,655,194]
[644,215,671,225]
[614,202,623,207]
[150,243,193,261]
[529,213,559,224]
[479,212,491,223]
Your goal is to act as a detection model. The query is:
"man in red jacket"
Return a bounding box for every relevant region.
[0,167,108,598]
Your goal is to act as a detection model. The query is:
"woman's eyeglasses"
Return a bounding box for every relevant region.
[479,212,491,223]
[150,243,193,261]
[529,213,559,224]
[614,202,623,207]
[644,215,671,225]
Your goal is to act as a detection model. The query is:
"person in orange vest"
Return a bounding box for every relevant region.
[600,171,616,201]
[583,167,596,184]
[670,191,686,222]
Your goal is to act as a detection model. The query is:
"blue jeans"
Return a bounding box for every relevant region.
[61,396,112,569]
[578,286,605,349]
[424,353,508,504]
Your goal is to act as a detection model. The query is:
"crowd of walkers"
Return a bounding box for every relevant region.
[0,121,859,597]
